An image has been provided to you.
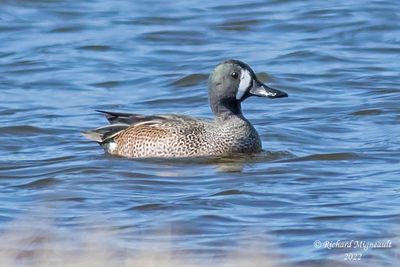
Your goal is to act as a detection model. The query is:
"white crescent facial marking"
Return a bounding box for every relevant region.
[236,69,252,100]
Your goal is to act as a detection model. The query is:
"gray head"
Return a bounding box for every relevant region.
[208,59,288,120]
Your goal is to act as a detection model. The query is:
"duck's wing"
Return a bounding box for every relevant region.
[96,110,205,126]
[96,110,167,125]
[83,110,166,143]
[83,110,207,143]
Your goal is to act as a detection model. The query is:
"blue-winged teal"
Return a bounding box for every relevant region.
[83,60,288,158]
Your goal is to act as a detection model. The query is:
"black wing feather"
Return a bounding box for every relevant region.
[96,110,165,125]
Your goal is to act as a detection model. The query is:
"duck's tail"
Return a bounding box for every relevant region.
[82,124,129,143]
[82,124,129,154]
[81,130,103,143]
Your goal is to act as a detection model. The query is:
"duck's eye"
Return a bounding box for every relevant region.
[231,72,238,79]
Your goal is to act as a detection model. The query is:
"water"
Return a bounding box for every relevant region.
[1,0,400,266]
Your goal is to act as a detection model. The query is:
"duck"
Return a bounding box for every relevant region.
[82,60,288,158]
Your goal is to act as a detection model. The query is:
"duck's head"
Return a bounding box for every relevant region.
[208,59,288,119]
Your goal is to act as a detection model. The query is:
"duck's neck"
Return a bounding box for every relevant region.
[210,98,245,122]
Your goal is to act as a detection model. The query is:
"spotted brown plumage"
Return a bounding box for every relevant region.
[82,60,288,158]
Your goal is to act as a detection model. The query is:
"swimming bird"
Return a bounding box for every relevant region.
[82,60,288,158]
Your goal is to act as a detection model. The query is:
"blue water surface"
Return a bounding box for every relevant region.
[1,1,400,266]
